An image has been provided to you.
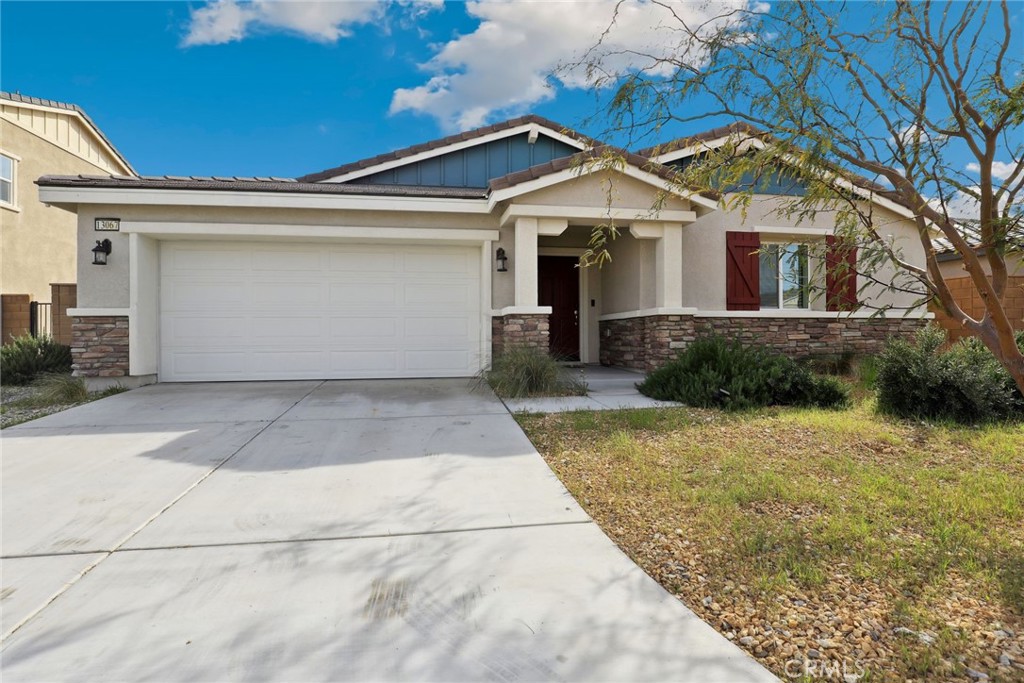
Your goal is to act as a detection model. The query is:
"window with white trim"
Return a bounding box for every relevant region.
[759,243,808,309]
[0,154,13,206]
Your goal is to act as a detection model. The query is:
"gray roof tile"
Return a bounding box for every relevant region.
[35,174,489,199]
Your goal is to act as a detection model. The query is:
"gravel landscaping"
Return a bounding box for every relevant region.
[518,404,1024,682]
[1,382,126,429]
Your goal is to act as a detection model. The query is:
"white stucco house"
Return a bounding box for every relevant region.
[36,116,930,386]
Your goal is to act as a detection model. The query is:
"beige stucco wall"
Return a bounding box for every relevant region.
[937,252,1023,280]
[602,231,656,314]
[679,194,928,312]
[1,123,105,300]
[1,106,131,302]
[513,172,692,212]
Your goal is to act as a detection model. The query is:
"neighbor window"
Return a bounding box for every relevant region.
[0,154,13,205]
[760,243,808,309]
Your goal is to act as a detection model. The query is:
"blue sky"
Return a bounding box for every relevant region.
[3,0,704,177]
[1,0,1017,204]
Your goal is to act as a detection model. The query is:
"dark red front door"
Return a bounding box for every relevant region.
[538,256,580,360]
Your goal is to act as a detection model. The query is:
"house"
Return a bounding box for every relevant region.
[1,91,135,343]
[929,220,1024,342]
[35,115,931,386]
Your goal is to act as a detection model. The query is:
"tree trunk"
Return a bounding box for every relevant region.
[977,321,1024,396]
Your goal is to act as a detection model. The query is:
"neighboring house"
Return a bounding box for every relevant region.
[0,91,135,343]
[36,115,931,386]
[929,220,1024,342]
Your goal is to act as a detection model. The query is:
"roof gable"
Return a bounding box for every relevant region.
[0,91,135,175]
[352,131,580,189]
[638,122,921,220]
[486,146,719,211]
[297,115,592,184]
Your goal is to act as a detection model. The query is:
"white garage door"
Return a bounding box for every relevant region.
[160,241,483,381]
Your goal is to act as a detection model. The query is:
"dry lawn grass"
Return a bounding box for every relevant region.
[518,403,1024,682]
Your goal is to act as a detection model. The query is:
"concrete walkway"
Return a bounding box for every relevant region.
[1,380,774,682]
[503,365,683,413]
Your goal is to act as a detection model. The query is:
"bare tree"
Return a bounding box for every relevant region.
[571,0,1024,391]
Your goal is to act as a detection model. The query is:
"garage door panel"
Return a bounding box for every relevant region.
[160,242,482,381]
[329,283,397,306]
[329,250,399,272]
[329,318,399,339]
[163,315,248,343]
[251,282,323,306]
[404,283,473,306]
[249,316,324,340]
[164,246,249,273]
[404,249,475,274]
[250,350,328,374]
[251,249,322,271]
[405,349,472,372]
[404,317,471,340]
[168,352,248,377]
[328,350,399,373]
[164,281,247,310]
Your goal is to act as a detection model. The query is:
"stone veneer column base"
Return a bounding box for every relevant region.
[71,316,129,378]
[600,314,929,372]
[492,314,550,358]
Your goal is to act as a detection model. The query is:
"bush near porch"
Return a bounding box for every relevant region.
[518,401,1024,682]
[637,335,850,410]
[482,346,587,398]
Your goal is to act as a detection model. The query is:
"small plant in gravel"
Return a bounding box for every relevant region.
[481,346,587,398]
[876,325,1024,424]
[27,373,89,405]
[638,335,850,410]
[0,335,72,386]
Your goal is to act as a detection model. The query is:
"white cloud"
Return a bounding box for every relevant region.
[182,0,439,46]
[930,186,1011,220]
[966,160,1018,181]
[389,0,753,131]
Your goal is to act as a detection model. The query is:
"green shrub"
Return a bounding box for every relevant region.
[483,346,587,398]
[638,336,850,410]
[27,373,89,405]
[875,325,1023,424]
[800,350,856,376]
[0,335,73,386]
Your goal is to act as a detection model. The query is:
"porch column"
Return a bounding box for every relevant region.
[631,221,684,309]
[514,217,538,306]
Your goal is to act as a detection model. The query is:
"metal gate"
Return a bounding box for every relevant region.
[30,301,52,338]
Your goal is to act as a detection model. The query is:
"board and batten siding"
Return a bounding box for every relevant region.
[354,133,579,188]
[0,103,125,174]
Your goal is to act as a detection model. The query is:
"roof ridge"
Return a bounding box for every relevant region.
[635,122,766,159]
[296,114,598,183]
[1,90,137,176]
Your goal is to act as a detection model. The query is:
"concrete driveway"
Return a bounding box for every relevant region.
[1,380,775,682]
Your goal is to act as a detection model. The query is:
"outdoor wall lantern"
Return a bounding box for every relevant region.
[92,239,112,266]
[496,247,508,272]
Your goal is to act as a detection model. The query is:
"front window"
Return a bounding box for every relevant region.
[760,243,808,309]
[0,154,12,205]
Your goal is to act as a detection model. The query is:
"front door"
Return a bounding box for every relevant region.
[538,256,580,360]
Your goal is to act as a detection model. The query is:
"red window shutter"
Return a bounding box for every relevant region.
[726,231,761,311]
[826,235,858,311]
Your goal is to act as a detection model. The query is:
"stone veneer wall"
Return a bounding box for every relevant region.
[71,316,129,378]
[492,314,550,357]
[600,314,929,372]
